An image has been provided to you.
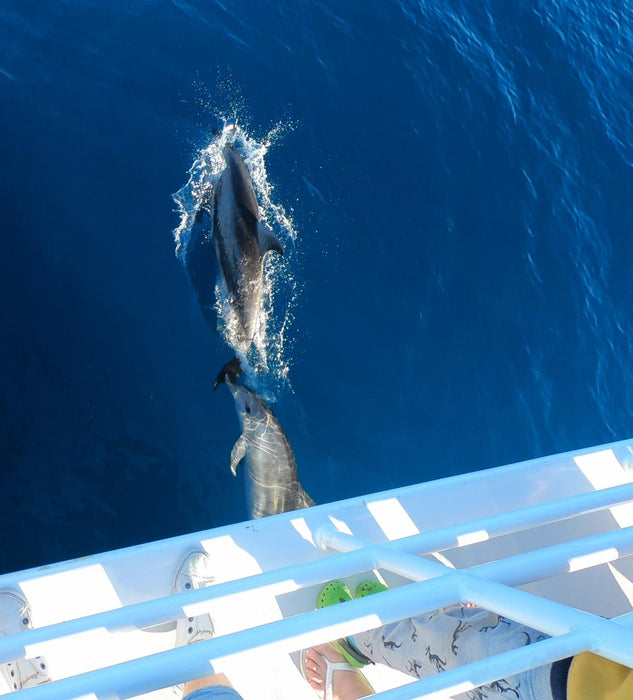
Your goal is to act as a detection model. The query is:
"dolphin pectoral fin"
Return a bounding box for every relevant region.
[257,221,284,257]
[230,435,247,476]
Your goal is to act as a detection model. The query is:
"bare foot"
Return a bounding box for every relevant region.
[303,644,374,700]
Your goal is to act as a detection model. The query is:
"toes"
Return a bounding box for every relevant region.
[308,675,324,690]
[306,650,325,673]
[304,649,327,695]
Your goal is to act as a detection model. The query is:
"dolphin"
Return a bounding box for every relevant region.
[184,206,216,330]
[213,144,284,348]
[214,358,315,519]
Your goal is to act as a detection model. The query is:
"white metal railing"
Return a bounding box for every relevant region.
[3,480,632,666]
[389,480,633,555]
[8,480,633,698]
[318,527,633,658]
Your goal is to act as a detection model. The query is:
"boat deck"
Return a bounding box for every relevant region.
[3,439,633,698]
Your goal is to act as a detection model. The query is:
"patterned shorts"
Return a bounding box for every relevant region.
[353,606,560,700]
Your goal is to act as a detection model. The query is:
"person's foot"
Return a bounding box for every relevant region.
[302,644,374,700]
[173,551,215,646]
[0,591,51,690]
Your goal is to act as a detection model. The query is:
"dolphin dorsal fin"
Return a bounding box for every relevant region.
[230,435,248,476]
[257,221,284,257]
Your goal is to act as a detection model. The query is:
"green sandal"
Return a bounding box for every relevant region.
[317,580,353,607]
[355,580,389,598]
[316,580,370,668]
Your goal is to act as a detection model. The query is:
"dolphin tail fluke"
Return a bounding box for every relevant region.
[257,221,284,257]
[213,357,243,390]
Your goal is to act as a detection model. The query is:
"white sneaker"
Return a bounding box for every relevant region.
[173,551,215,646]
[0,591,50,690]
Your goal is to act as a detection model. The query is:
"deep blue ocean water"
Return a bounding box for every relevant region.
[2,0,633,574]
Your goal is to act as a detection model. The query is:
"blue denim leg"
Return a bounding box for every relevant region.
[183,686,244,700]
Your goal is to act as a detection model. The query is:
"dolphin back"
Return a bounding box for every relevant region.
[223,145,285,256]
[212,145,284,346]
[223,145,260,221]
[242,408,311,519]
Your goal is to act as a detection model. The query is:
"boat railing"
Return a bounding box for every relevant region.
[4,473,633,699]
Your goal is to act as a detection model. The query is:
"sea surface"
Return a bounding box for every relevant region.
[2,0,633,573]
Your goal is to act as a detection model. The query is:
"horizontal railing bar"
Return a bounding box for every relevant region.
[11,564,619,700]
[9,578,499,699]
[0,546,378,664]
[11,530,633,697]
[317,523,633,590]
[4,515,633,667]
[617,612,633,625]
[4,482,633,697]
[472,522,633,584]
[390,481,633,556]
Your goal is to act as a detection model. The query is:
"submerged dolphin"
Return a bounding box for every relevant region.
[214,358,315,519]
[213,144,284,347]
[185,206,216,330]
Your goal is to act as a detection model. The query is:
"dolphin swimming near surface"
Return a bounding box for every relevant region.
[214,358,315,519]
[184,205,216,330]
[213,144,284,348]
